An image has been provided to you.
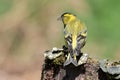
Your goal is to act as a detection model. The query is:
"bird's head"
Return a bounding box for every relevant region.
[58,12,76,25]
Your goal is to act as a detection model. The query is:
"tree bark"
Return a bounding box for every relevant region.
[40,57,114,80]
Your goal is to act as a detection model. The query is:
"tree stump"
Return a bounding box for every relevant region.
[41,48,120,80]
[41,57,119,80]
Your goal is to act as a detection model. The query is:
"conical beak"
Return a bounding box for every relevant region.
[57,17,62,21]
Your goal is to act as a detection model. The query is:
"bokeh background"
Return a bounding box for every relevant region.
[0,0,120,79]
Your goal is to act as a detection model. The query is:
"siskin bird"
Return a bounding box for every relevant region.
[58,12,87,66]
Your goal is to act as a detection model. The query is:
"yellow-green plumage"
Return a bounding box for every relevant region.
[59,12,87,66]
[65,20,86,49]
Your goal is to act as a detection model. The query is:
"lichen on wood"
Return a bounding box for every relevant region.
[41,47,120,80]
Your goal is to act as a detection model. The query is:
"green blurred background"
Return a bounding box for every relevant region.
[0,0,120,79]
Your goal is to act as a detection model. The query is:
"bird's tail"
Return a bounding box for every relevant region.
[64,53,78,66]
